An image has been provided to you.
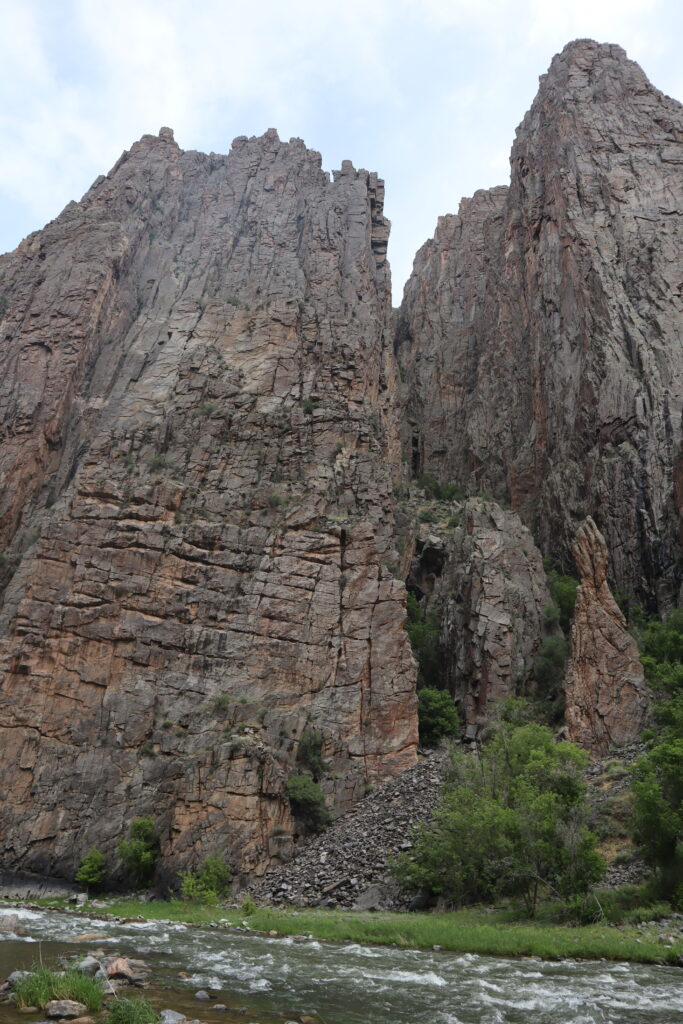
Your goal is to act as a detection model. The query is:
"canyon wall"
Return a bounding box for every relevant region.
[2,38,681,879]
[398,40,683,606]
[0,128,417,880]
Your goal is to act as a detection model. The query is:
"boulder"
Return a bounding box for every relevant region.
[44,1000,88,1020]
[0,913,22,933]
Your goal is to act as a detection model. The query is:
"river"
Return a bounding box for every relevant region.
[1,905,682,1023]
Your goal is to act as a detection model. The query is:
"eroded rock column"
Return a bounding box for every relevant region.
[564,517,650,753]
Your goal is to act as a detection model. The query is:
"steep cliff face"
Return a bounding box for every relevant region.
[0,128,417,879]
[564,517,650,754]
[436,500,551,728]
[397,495,550,730]
[398,40,683,605]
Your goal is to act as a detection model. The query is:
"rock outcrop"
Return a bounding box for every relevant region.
[565,517,650,753]
[3,37,681,884]
[0,128,417,879]
[435,500,551,727]
[398,40,683,605]
[245,748,449,909]
[401,497,551,728]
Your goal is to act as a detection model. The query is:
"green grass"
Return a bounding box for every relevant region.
[95,897,227,924]
[107,996,157,1024]
[239,907,683,964]
[13,966,104,1010]
[89,898,683,965]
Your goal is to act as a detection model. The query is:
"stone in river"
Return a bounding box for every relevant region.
[105,957,135,980]
[45,1000,88,1019]
[75,957,100,975]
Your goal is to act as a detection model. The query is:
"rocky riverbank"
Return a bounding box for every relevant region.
[242,737,650,909]
[244,748,449,910]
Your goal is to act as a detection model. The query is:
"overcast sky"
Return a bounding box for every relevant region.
[1,0,682,301]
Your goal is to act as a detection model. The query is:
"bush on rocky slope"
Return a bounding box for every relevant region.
[631,611,683,904]
[286,775,331,834]
[394,716,605,916]
[417,688,460,747]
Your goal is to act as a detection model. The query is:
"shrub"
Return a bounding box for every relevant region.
[212,694,231,715]
[531,633,568,724]
[149,455,167,470]
[13,967,104,1011]
[75,848,106,892]
[393,721,604,916]
[117,817,160,886]
[543,569,578,636]
[285,774,331,833]
[630,609,683,902]
[107,996,157,1024]
[405,592,440,688]
[297,728,328,779]
[0,294,8,316]
[415,473,463,502]
[533,635,568,689]
[180,852,232,905]
[418,687,459,747]
[302,397,316,415]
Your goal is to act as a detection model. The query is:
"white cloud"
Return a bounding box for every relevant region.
[0,0,681,299]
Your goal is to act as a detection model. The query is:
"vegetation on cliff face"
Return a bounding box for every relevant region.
[393,707,604,916]
[117,817,160,887]
[417,687,459,747]
[529,564,578,723]
[404,591,441,690]
[285,775,331,834]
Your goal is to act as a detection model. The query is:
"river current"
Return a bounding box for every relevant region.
[1,905,682,1023]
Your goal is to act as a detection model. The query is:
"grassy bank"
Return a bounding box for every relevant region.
[18,896,682,966]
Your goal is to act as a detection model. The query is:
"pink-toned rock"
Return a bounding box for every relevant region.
[105,957,134,980]
[411,499,551,727]
[0,129,417,881]
[564,517,651,753]
[398,40,683,605]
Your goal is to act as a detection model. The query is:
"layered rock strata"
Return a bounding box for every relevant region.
[435,500,551,727]
[564,517,650,753]
[0,129,417,879]
[404,498,550,728]
[398,40,683,604]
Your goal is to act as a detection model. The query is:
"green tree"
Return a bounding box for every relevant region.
[405,592,441,688]
[631,611,683,902]
[180,853,232,904]
[286,774,331,834]
[117,817,160,887]
[394,720,604,915]
[75,848,107,893]
[415,472,464,502]
[297,728,328,780]
[550,574,578,635]
[418,687,460,747]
